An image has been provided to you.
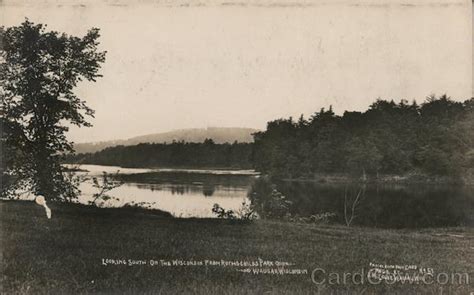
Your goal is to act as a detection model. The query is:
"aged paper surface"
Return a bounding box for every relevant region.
[1,0,472,294]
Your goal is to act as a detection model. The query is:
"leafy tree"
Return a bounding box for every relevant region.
[1,20,106,200]
[346,136,382,178]
[416,95,466,175]
[250,95,472,180]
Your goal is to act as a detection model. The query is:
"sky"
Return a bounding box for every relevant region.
[1,0,472,143]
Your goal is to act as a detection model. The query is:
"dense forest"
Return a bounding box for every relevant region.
[67,96,473,180]
[253,96,474,179]
[66,139,253,169]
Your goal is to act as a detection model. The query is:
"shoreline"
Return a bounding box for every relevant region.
[278,173,474,185]
[63,163,474,185]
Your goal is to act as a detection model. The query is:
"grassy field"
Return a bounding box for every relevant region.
[1,200,473,294]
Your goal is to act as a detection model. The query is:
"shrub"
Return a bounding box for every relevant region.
[248,177,292,219]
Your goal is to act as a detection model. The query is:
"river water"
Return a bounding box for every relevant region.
[70,164,256,218]
[13,164,474,227]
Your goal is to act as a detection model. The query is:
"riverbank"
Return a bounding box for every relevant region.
[280,170,474,185]
[1,200,473,294]
[65,162,474,185]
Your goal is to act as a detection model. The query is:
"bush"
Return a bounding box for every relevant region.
[212,203,236,219]
[212,201,258,220]
[248,177,292,219]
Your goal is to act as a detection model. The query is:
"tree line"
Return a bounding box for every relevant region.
[66,139,254,169]
[68,96,473,180]
[253,95,474,179]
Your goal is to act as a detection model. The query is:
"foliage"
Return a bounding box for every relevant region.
[65,141,253,169]
[212,201,258,220]
[253,96,474,179]
[248,176,292,219]
[89,172,123,207]
[61,164,83,203]
[211,203,236,219]
[64,96,473,180]
[234,200,258,220]
[1,20,106,201]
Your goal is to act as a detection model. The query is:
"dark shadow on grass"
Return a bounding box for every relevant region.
[1,199,173,219]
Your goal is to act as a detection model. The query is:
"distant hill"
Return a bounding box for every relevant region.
[73,127,259,154]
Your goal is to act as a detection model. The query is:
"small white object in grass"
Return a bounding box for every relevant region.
[35,195,52,219]
[35,195,45,206]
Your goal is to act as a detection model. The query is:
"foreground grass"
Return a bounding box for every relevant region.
[1,200,473,294]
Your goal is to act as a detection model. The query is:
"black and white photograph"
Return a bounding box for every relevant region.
[0,0,473,293]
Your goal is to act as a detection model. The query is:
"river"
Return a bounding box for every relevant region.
[12,164,474,227]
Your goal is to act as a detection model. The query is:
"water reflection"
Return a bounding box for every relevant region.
[133,183,227,197]
[275,181,474,228]
[60,165,474,227]
[72,165,254,218]
[203,184,216,197]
